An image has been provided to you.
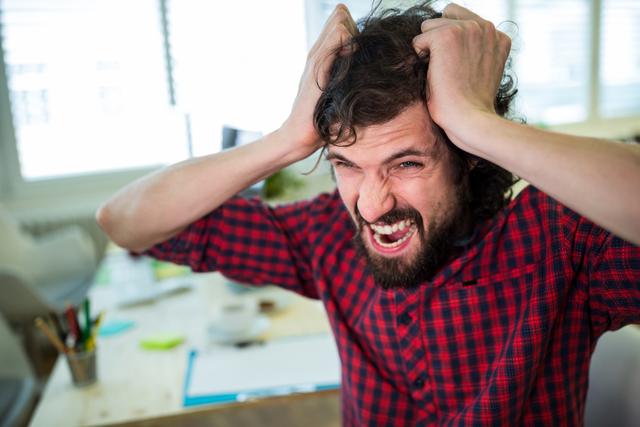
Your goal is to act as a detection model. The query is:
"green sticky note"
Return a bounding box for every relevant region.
[140,333,184,350]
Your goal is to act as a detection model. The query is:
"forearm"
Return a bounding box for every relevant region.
[96,129,309,252]
[450,112,640,245]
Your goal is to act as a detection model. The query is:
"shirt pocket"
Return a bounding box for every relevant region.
[455,263,537,289]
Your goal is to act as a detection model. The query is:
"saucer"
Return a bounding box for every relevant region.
[207,315,270,345]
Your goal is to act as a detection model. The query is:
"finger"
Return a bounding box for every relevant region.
[442,3,483,22]
[314,24,353,85]
[311,5,357,58]
[317,9,357,60]
[414,20,464,55]
[309,5,349,57]
[412,27,439,56]
[497,31,512,56]
[342,7,359,36]
[420,17,457,33]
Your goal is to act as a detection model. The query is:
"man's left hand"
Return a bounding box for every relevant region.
[412,3,511,150]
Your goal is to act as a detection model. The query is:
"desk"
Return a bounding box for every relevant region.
[29,257,338,427]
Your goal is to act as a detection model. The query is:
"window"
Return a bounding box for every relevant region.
[599,0,640,117]
[1,0,188,181]
[167,0,307,157]
[0,0,638,194]
[513,0,591,124]
[462,0,639,125]
[0,0,312,183]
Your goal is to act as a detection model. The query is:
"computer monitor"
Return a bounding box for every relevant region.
[221,125,264,197]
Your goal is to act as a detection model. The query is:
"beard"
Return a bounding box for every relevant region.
[352,190,470,290]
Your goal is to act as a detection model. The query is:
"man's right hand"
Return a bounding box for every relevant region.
[280,4,358,157]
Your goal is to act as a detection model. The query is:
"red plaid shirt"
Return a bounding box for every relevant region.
[147,186,640,426]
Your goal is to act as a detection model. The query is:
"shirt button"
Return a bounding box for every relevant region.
[398,312,412,325]
[413,377,425,389]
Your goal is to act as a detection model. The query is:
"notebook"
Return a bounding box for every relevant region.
[183,333,341,407]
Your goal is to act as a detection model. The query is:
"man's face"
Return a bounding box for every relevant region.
[327,102,468,288]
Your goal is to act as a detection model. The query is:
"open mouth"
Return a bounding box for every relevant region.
[368,219,418,253]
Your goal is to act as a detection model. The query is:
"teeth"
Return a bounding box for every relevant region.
[372,225,417,248]
[370,219,413,235]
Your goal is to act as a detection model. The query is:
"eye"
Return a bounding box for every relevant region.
[334,161,354,169]
[398,161,422,169]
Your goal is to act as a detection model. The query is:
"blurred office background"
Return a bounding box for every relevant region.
[0,0,638,224]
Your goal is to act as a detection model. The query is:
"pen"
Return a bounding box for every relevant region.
[83,298,91,344]
[65,305,81,348]
[234,339,265,349]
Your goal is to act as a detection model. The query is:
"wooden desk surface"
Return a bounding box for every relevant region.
[29,270,334,427]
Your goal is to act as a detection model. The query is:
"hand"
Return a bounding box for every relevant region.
[280,4,357,158]
[412,3,511,149]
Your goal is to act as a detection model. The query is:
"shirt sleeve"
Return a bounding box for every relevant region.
[144,194,330,299]
[567,214,640,334]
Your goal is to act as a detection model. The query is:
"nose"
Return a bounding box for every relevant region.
[356,173,395,224]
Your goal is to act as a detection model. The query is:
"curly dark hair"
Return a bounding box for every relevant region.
[314,1,520,223]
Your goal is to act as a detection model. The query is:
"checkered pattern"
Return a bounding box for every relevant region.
[147,186,640,426]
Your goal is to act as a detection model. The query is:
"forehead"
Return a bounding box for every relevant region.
[328,102,440,162]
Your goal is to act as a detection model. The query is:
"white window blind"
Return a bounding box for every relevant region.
[513,0,591,125]
[1,0,188,181]
[599,0,640,117]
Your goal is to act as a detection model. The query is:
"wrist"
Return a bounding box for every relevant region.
[272,123,322,163]
[440,109,503,156]
[263,128,317,166]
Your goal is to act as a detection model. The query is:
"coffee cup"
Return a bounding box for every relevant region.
[213,299,258,338]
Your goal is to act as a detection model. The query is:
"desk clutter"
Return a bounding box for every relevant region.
[28,249,335,426]
[93,249,193,307]
[34,298,103,387]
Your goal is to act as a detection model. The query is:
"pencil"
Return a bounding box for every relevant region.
[48,311,64,341]
[34,317,67,354]
[86,311,105,351]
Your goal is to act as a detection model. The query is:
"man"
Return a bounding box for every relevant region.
[98,2,640,425]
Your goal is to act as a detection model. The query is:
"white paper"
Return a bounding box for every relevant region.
[186,334,341,401]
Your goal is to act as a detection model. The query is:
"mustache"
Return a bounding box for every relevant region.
[354,206,424,231]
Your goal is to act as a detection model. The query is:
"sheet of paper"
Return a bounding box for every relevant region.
[184,334,341,407]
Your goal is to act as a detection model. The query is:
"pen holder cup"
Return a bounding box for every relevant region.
[66,349,97,387]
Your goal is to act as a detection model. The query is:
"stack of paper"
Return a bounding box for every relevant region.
[183,334,341,407]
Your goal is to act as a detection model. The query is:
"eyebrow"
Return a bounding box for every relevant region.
[326,148,434,166]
